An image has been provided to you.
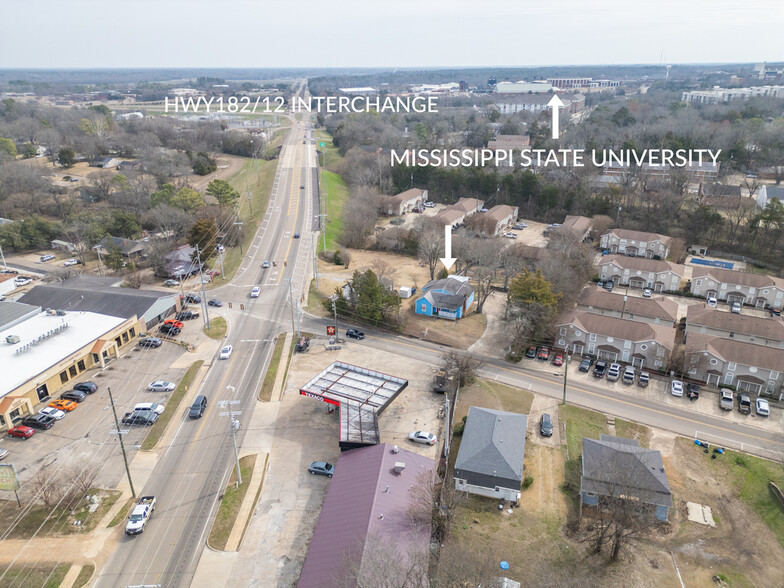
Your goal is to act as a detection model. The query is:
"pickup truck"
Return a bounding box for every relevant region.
[593,360,607,378]
[126,496,156,535]
[719,388,734,411]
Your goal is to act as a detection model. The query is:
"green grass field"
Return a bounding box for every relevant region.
[208,455,258,550]
[322,171,349,251]
[561,404,608,460]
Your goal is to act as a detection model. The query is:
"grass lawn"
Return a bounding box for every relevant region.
[108,497,136,527]
[72,564,95,588]
[560,404,608,460]
[403,309,487,350]
[0,563,70,588]
[204,316,228,339]
[315,130,341,172]
[306,279,329,316]
[454,378,534,424]
[615,419,651,447]
[321,170,349,252]
[258,334,286,402]
[142,360,204,450]
[208,454,259,551]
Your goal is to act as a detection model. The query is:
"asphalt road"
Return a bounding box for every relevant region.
[95,111,315,587]
[300,314,784,463]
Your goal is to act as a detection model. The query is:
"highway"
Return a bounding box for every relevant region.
[94,103,316,587]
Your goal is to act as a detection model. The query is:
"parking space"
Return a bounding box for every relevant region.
[511,218,550,246]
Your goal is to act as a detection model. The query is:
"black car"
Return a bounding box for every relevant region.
[73,382,98,394]
[138,337,162,348]
[22,414,55,430]
[525,345,537,359]
[188,395,207,419]
[60,390,86,403]
[121,411,158,426]
[593,360,607,378]
[687,383,700,401]
[578,358,592,372]
[540,413,553,437]
[293,232,300,239]
[185,294,201,304]
[346,328,365,340]
[207,299,222,307]
[159,324,181,335]
[176,310,199,320]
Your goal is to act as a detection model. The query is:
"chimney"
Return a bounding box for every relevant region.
[394,462,406,474]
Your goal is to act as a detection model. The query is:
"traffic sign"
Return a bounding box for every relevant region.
[319,142,325,147]
[326,326,335,336]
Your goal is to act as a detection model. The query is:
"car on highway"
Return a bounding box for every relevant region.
[538,347,550,361]
[138,337,163,348]
[408,431,437,445]
[60,390,86,403]
[185,294,201,304]
[552,353,564,366]
[250,286,261,298]
[300,184,305,189]
[49,399,77,412]
[262,260,270,269]
[346,328,365,340]
[122,411,158,426]
[219,345,233,359]
[188,395,207,419]
[207,298,223,307]
[134,402,165,415]
[593,360,607,378]
[147,380,176,392]
[423,201,436,208]
[642,288,652,298]
[525,345,537,359]
[8,426,35,440]
[39,407,66,420]
[670,380,684,397]
[63,258,80,266]
[293,232,300,239]
[540,413,553,437]
[73,381,98,394]
[164,279,179,287]
[40,254,56,262]
[22,414,55,430]
[176,310,199,320]
[308,461,335,477]
[756,397,770,416]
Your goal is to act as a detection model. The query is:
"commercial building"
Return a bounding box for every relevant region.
[681,85,784,104]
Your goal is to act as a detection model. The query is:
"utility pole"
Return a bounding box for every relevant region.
[196,246,210,329]
[0,241,6,270]
[218,397,242,489]
[330,295,340,342]
[218,247,225,281]
[177,272,185,303]
[318,214,327,253]
[107,387,135,498]
[562,352,570,405]
[94,246,105,277]
[245,176,253,217]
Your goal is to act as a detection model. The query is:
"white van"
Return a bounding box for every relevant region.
[134,402,165,415]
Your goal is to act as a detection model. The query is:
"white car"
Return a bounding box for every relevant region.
[39,407,66,420]
[502,232,517,239]
[756,398,770,416]
[671,380,684,397]
[147,380,176,392]
[423,201,436,208]
[642,288,652,298]
[731,302,742,314]
[219,345,233,359]
[14,277,32,286]
[707,295,718,308]
[63,258,80,267]
[134,402,165,415]
[250,286,261,298]
[408,431,437,445]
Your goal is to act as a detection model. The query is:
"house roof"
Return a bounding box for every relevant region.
[99,235,145,255]
[558,310,676,349]
[453,197,484,213]
[685,332,784,373]
[577,288,678,322]
[388,188,425,204]
[686,303,784,340]
[691,266,784,289]
[422,275,474,296]
[602,229,672,246]
[454,406,527,485]
[761,185,784,200]
[600,254,682,276]
[488,135,530,149]
[484,205,518,222]
[702,183,742,198]
[558,215,594,239]
[435,207,465,225]
[298,444,435,588]
[581,435,672,508]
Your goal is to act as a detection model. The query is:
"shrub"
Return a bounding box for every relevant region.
[437,268,449,280]
[333,250,342,265]
[522,475,534,489]
[453,416,467,436]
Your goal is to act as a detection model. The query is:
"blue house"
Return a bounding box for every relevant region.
[580,435,672,522]
[415,275,474,320]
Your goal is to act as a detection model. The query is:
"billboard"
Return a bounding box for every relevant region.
[0,464,20,491]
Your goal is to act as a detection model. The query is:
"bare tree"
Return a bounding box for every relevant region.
[417,227,443,281]
[465,239,504,313]
[89,170,117,201]
[441,351,484,387]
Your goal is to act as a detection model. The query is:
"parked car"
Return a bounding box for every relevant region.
[525,345,537,359]
[164,319,184,329]
[769,308,782,317]
[63,258,80,267]
[642,288,652,298]
[22,415,55,430]
[578,358,592,372]
[537,347,550,361]
[49,399,77,412]
[262,260,270,269]
[540,413,553,437]
[707,295,718,308]
[686,383,700,401]
[408,431,437,445]
[139,337,162,348]
[0,448,8,460]
[346,328,365,340]
[147,380,176,392]
[207,298,223,307]
[622,366,636,385]
[719,388,734,410]
[731,301,742,314]
[60,390,86,403]
[8,426,35,440]
[670,380,684,397]
[593,360,607,378]
[411,207,423,213]
[164,279,179,287]
[39,407,65,420]
[72,382,97,394]
[756,397,770,416]
[122,411,158,426]
[188,395,207,419]
[738,393,752,414]
[250,286,261,298]
[603,281,614,292]
[502,232,517,239]
[40,254,56,262]
[158,324,181,336]
[513,223,527,230]
[134,402,165,415]
[552,354,564,367]
[607,363,621,382]
[219,345,233,359]
[176,310,199,320]
[638,371,650,387]
[423,201,436,208]
[308,461,335,477]
[185,294,201,304]
[14,277,32,286]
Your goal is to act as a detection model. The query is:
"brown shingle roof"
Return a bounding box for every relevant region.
[558,215,594,238]
[516,244,551,261]
[559,310,676,349]
[484,205,518,222]
[453,197,484,213]
[686,304,784,341]
[603,228,672,246]
[435,207,465,225]
[387,188,425,204]
[685,332,784,372]
[601,254,683,276]
[577,288,678,322]
[691,267,784,289]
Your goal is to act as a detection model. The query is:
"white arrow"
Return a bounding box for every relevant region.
[439,224,456,271]
[548,94,564,139]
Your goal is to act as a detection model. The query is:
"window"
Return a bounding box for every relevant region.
[122,332,129,344]
[640,344,648,351]
[724,372,733,385]
[710,358,718,365]
[559,327,566,336]
[729,332,734,338]
[589,333,596,342]
[771,371,779,380]
[727,362,737,372]
[36,384,49,402]
[77,360,86,372]
[657,347,665,357]
[624,340,631,349]
[9,408,21,421]
[69,365,77,378]
[129,327,136,338]
[92,353,100,364]
[558,338,565,346]
[0,415,4,427]
[60,371,69,384]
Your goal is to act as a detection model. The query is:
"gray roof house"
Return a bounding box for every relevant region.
[577,288,678,325]
[756,184,784,209]
[97,235,147,259]
[454,406,527,502]
[580,435,672,522]
[160,245,201,278]
[415,275,475,320]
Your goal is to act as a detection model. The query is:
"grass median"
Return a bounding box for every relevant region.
[107,497,137,528]
[204,316,227,339]
[72,564,95,588]
[142,360,204,450]
[0,563,70,588]
[208,454,261,551]
[258,334,286,402]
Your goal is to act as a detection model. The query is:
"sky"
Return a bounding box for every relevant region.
[2,0,783,69]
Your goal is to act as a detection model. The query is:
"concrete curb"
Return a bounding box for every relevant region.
[271,333,293,402]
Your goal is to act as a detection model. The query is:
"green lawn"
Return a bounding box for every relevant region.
[0,563,70,588]
[560,404,608,460]
[204,316,228,339]
[108,497,136,527]
[315,130,341,172]
[72,564,95,588]
[614,419,651,447]
[142,360,204,450]
[258,334,286,402]
[208,454,259,551]
[322,171,349,251]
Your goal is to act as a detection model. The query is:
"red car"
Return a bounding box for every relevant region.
[8,425,35,440]
[538,347,550,361]
[552,354,564,366]
[164,319,185,329]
